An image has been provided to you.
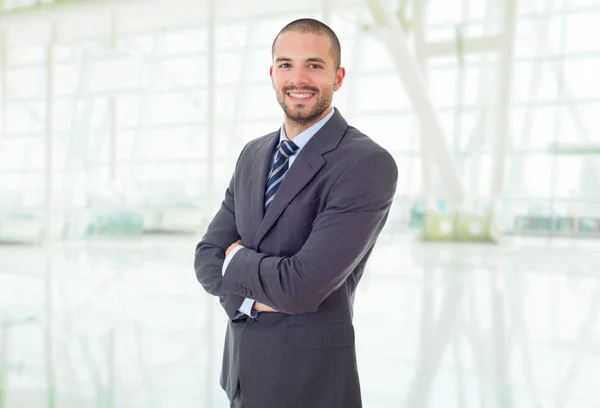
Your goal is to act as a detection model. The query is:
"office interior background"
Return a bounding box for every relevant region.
[0,0,599,407]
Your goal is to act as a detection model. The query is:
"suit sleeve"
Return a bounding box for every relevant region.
[194,146,248,320]
[221,148,398,314]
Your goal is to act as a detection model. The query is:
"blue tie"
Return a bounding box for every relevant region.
[265,140,299,212]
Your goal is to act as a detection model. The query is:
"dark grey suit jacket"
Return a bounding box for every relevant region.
[194,109,398,408]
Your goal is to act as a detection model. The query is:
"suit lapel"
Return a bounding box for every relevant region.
[249,131,280,247]
[255,150,325,246]
[254,109,349,246]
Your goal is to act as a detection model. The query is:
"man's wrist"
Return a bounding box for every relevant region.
[223,245,245,275]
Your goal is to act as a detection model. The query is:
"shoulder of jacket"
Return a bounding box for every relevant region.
[242,131,278,152]
[340,126,390,156]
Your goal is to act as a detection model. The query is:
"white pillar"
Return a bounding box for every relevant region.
[0,318,7,408]
[43,24,58,408]
[44,256,56,408]
[0,28,6,143]
[205,2,217,407]
[322,0,332,25]
[109,97,117,183]
[489,0,517,216]
[44,24,57,240]
[343,20,364,121]
[109,13,118,183]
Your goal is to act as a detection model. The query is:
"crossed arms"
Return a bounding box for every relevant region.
[194,147,398,318]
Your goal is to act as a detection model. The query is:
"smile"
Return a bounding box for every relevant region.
[287,91,315,100]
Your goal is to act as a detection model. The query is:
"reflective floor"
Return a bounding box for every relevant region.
[1,233,599,407]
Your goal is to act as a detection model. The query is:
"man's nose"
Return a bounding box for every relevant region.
[289,67,310,86]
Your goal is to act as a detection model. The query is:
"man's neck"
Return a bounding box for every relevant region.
[284,106,332,140]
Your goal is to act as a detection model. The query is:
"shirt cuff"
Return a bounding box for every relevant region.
[238,297,257,317]
[223,245,245,276]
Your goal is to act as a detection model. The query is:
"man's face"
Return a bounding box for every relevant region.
[270,31,345,125]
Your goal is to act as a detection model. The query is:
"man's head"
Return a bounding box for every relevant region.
[271,18,341,70]
[270,18,345,128]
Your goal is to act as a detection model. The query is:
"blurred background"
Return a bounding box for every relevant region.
[0,0,599,407]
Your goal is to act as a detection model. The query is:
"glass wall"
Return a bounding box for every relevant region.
[1,1,600,407]
[2,0,599,241]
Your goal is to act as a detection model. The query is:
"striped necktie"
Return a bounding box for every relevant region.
[265,139,299,212]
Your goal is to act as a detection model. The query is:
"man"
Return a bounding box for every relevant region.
[194,18,398,408]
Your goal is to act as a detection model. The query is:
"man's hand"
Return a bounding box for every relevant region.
[225,240,242,257]
[252,301,277,312]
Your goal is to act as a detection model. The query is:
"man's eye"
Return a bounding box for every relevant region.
[309,64,322,69]
[279,63,291,68]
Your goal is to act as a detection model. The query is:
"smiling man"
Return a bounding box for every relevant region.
[194,18,398,408]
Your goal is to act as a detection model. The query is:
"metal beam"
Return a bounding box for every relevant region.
[451,1,471,211]
[412,0,435,212]
[423,35,505,58]
[548,143,600,155]
[367,0,467,207]
[0,0,135,19]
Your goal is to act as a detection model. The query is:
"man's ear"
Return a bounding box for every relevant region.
[333,67,346,92]
[270,66,275,89]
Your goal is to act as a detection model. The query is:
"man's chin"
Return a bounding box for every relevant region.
[283,106,315,120]
[285,112,320,124]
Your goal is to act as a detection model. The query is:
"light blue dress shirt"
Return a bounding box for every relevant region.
[223,107,337,317]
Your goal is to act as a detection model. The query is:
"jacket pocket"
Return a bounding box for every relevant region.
[286,322,355,349]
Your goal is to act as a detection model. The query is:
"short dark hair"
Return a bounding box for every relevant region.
[271,18,341,70]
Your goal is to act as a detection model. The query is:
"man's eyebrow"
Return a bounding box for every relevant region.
[274,57,328,64]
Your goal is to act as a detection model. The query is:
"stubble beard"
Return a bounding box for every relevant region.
[277,87,333,127]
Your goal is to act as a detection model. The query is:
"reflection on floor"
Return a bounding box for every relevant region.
[0,234,599,407]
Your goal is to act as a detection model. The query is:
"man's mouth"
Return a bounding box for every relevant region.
[286,91,316,101]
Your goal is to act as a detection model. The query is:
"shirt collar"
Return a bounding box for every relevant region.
[279,107,336,150]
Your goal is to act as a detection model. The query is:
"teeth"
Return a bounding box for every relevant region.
[288,92,313,99]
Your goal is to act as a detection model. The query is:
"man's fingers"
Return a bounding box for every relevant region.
[225,240,242,257]
[253,301,277,313]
